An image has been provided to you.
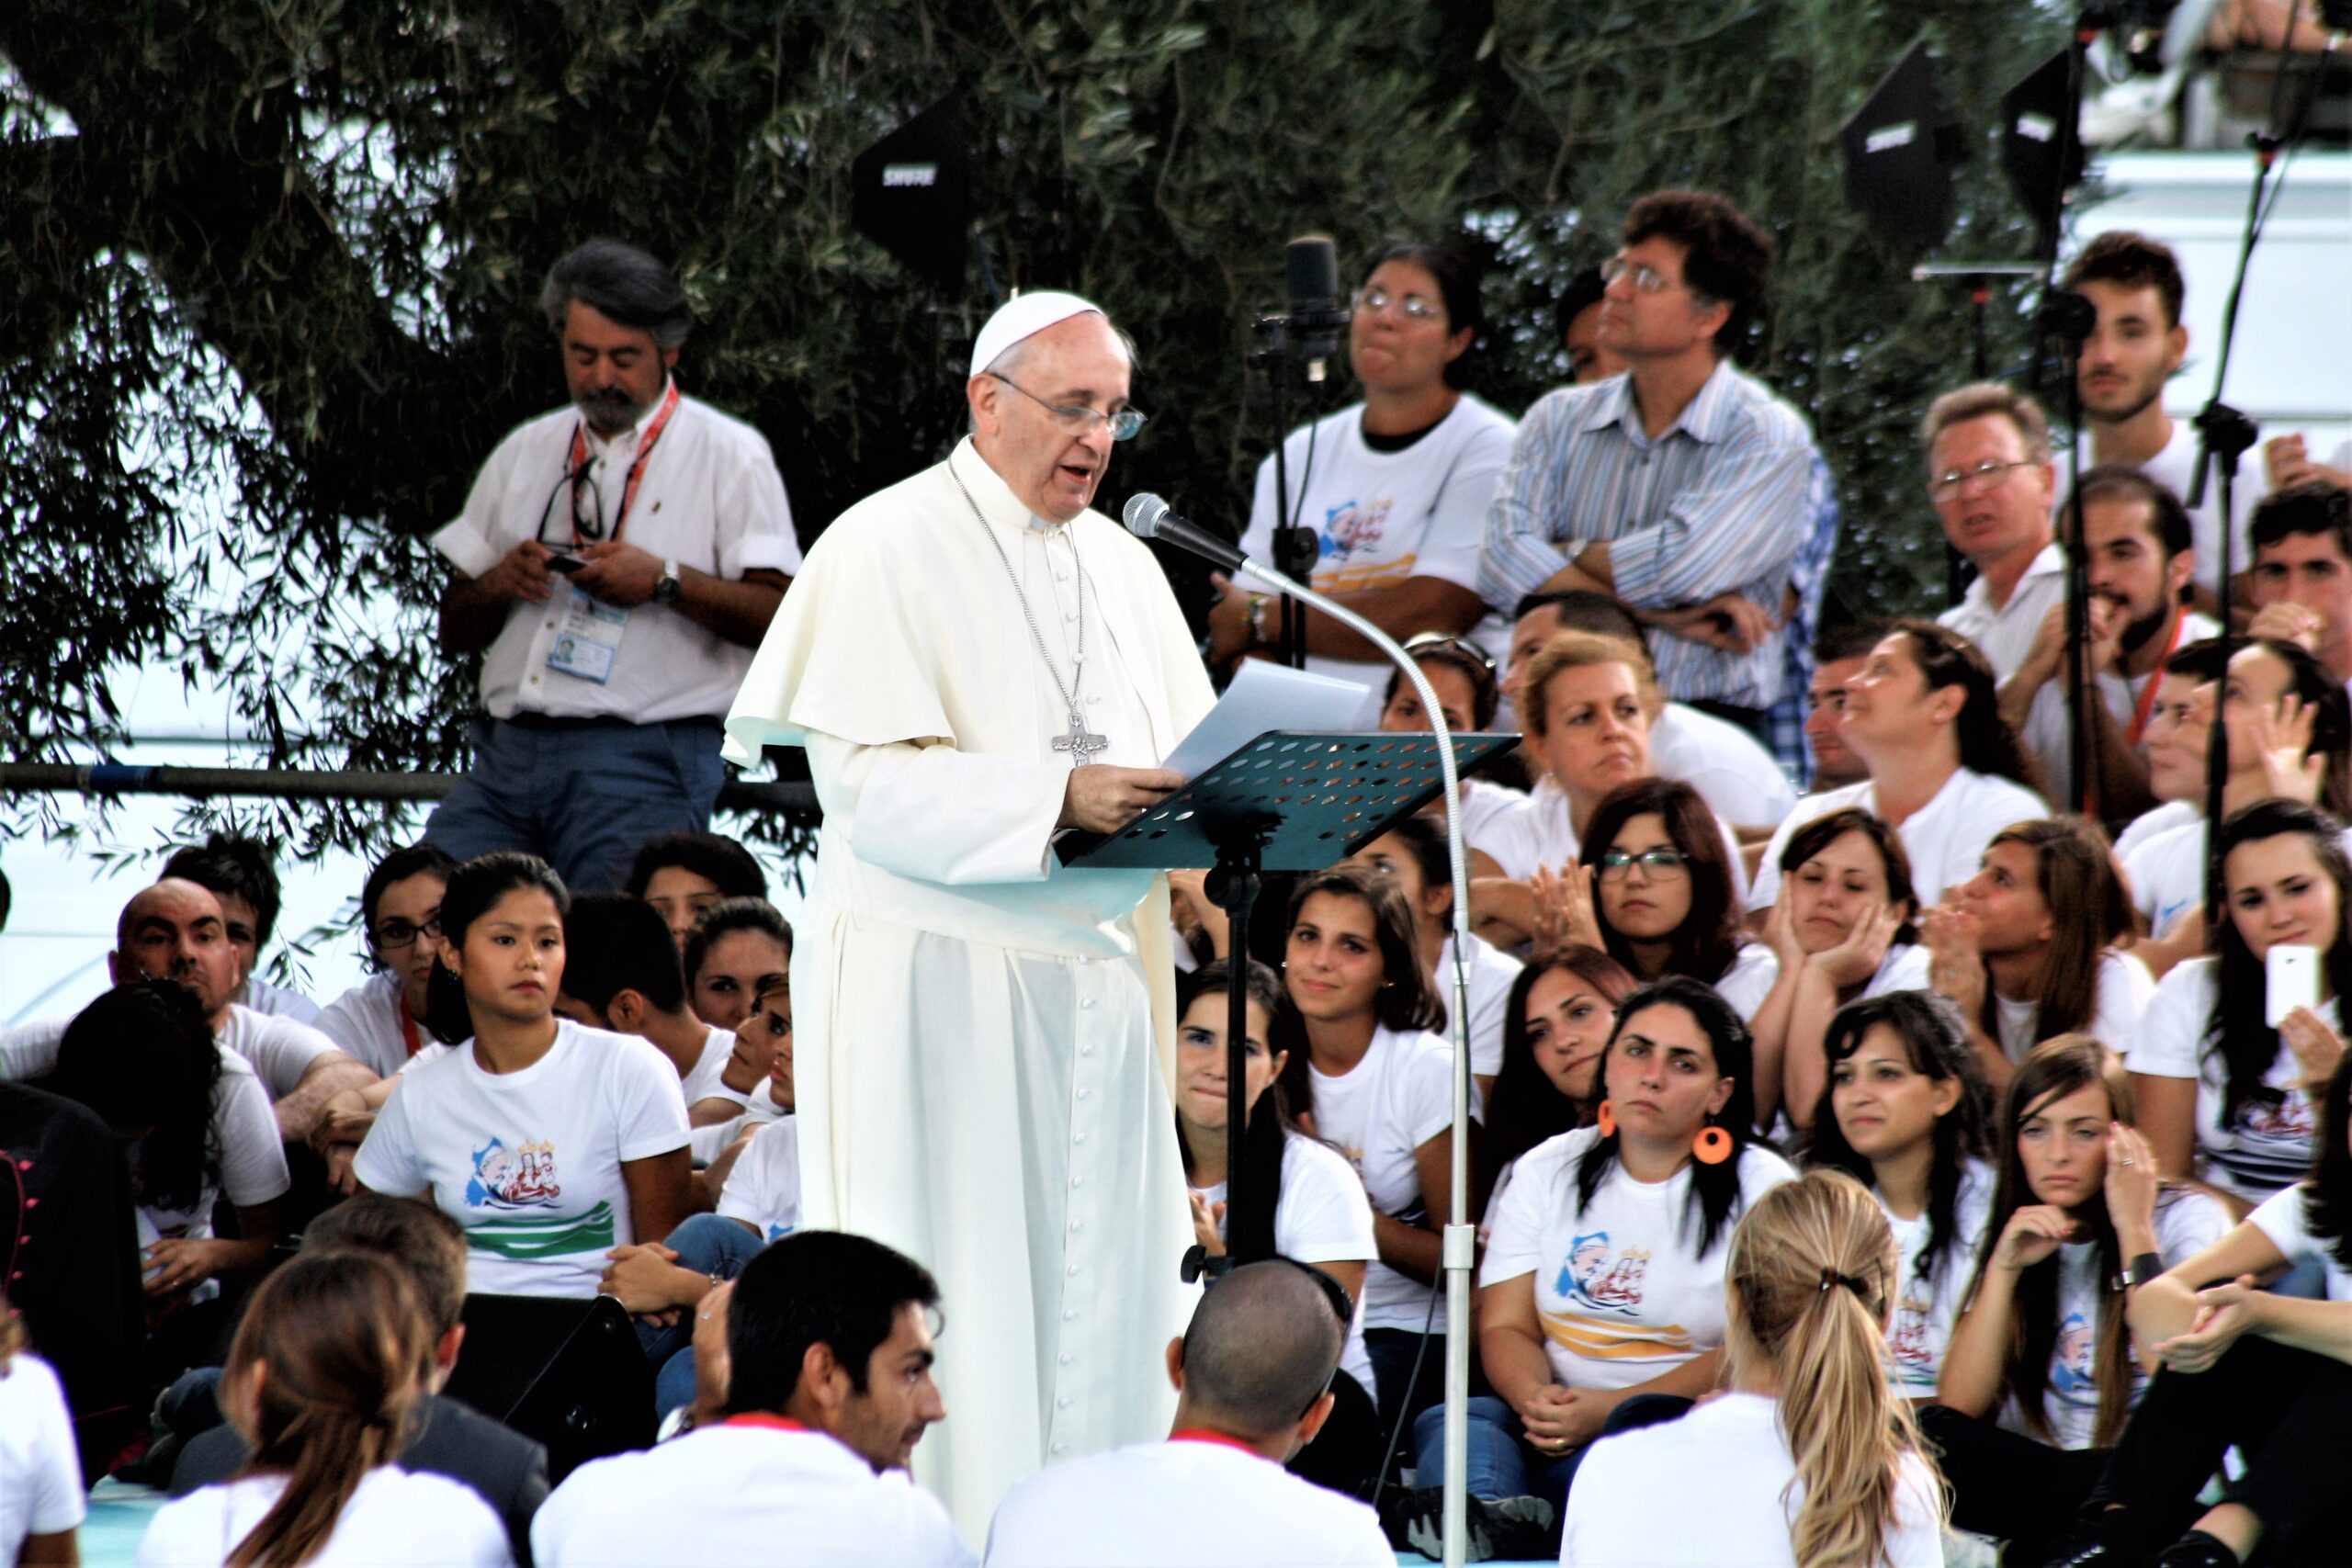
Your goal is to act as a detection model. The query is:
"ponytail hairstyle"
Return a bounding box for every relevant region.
[435,852,570,1031]
[1582,778,1747,987]
[2306,1054,2352,1271]
[1178,959,1302,1265]
[1884,620,2035,785]
[1976,817,2131,1044]
[222,1249,434,1568]
[1968,1035,2142,1447]
[2212,800,2352,1135]
[1803,991,1993,1289]
[1726,1170,1945,1568]
[1280,865,1443,1034]
[1486,945,1637,1171]
[1573,976,1766,1256]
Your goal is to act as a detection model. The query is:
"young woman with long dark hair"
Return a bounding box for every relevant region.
[313,842,459,1078]
[1482,946,1638,1188]
[1571,779,1777,1020]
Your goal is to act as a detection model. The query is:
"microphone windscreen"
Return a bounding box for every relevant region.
[1121,492,1168,537]
[1285,236,1339,310]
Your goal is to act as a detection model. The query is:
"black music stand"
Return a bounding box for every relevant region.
[1060,729,1518,1276]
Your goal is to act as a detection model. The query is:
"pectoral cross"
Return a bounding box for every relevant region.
[1053,709,1108,765]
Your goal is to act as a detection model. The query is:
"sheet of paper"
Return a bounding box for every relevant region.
[1161,659,1383,779]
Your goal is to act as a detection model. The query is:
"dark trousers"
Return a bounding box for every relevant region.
[1919,1404,2109,1561]
[1287,1368,1383,1496]
[2085,1336,2352,1566]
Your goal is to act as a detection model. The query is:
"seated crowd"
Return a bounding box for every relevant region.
[6,213,2352,1568]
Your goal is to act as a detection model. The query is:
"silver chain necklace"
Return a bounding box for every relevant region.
[950,464,1108,765]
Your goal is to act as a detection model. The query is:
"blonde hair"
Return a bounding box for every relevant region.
[1521,629,1655,739]
[1918,381,2052,467]
[1726,1170,1945,1568]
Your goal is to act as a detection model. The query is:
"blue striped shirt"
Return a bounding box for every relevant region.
[1478,358,1815,707]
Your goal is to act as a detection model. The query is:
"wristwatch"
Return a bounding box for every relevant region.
[653,559,683,605]
[2118,1251,2165,1290]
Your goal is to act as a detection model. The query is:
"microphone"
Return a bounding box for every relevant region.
[1122,492,1250,577]
[1284,235,1344,382]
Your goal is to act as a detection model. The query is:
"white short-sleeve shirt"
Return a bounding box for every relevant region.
[2112,799,2199,864]
[984,1437,1392,1567]
[1938,541,2067,682]
[1306,1025,1471,1332]
[314,971,419,1079]
[532,1422,970,1568]
[1749,769,2051,910]
[1479,1126,1797,1390]
[1882,1159,1997,1398]
[1713,943,1781,1021]
[2247,1183,2352,1300]
[2125,958,2323,1201]
[1560,1392,1944,1568]
[1646,704,1799,829]
[678,1024,751,1110]
[237,975,322,1026]
[139,1465,511,1567]
[1475,775,1747,886]
[429,390,803,723]
[1,1002,339,1101]
[1436,931,1522,1079]
[351,1021,691,1296]
[0,1354,84,1558]
[1993,951,2154,1062]
[715,1114,801,1241]
[139,1047,292,1254]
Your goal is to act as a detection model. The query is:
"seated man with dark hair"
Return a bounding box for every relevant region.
[2247,479,2352,696]
[553,893,746,1127]
[1802,618,1886,791]
[623,829,769,952]
[984,1258,1391,1567]
[161,831,319,1022]
[168,1195,550,1564]
[532,1230,966,1568]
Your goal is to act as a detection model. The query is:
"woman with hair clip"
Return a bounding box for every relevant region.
[1417,976,1795,1523]
[1273,864,1466,1459]
[1927,1037,2230,1559]
[1752,619,2048,916]
[352,852,693,1299]
[1345,811,1522,1100]
[136,1249,510,1566]
[1560,1169,1947,1568]
[1483,946,1638,1203]
[2039,1055,2352,1568]
[2131,798,2350,1211]
[1557,779,1779,1021]
[1172,959,1382,1494]
[1380,631,1528,838]
[1755,807,1933,1129]
[1924,818,2154,1096]
[1802,990,1997,1399]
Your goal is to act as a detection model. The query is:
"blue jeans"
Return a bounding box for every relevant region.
[425,715,726,893]
[631,1213,768,1420]
[1414,1391,1693,1509]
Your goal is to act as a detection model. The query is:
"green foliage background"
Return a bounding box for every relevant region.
[0,0,2066,864]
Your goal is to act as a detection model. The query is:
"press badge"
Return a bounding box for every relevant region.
[548,586,628,683]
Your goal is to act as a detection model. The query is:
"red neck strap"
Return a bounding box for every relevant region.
[719,1413,811,1434]
[1169,1427,1262,1457]
[565,379,681,545]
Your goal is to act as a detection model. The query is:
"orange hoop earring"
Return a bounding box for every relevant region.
[1596,1100,1616,1138]
[1692,1124,1733,1165]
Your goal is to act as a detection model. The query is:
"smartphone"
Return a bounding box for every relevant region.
[2266,943,2319,1028]
[547,553,585,574]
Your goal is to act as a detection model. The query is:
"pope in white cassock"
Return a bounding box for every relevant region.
[722,292,1214,1530]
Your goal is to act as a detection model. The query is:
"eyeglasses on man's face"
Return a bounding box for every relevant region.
[988,372,1148,442]
[1600,255,1691,296]
[1928,458,2036,502]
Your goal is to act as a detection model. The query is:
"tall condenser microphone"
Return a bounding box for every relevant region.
[1123,493,1251,576]
[1285,235,1343,382]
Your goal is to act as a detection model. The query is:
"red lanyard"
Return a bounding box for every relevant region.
[397,996,422,1060]
[1168,1428,1261,1456]
[565,381,681,545]
[719,1413,811,1434]
[2126,606,2188,746]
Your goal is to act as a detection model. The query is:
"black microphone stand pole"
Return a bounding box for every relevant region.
[2044,8,2105,818]
[1249,317,1314,670]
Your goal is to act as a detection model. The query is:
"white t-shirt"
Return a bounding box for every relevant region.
[679,1023,750,1110]
[2125,958,2323,1201]
[0,1000,339,1100]
[2022,612,2218,809]
[1560,1391,1944,1568]
[983,1437,1392,1567]
[2060,419,2269,598]
[138,1465,511,1567]
[2112,799,2199,864]
[1749,769,2052,910]
[1437,931,1522,1079]
[1713,943,1781,1021]
[689,1083,793,1167]
[314,970,426,1079]
[1992,950,2154,1062]
[238,974,322,1026]
[533,1422,970,1568]
[2130,822,2352,937]
[2247,1182,2352,1300]
[352,1021,691,1296]
[1239,394,1518,693]
[1193,1131,1380,1404]
[430,389,803,723]
[715,1114,801,1241]
[1456,777,1528,854]
[1306,1025,1470,1332]
[0,1354,84,1558]
[140,1046,292,1256]
[1647,704,1799,829]
[2006,1186,2231,1450]
[1480,1126,1797,1390]
[1883,1159,1997,1398]
[1938,540,2067,682]
[1475,775,1747,886]
[1866,942,1936,998]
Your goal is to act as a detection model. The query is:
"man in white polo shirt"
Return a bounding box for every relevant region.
[425,239,802,892]
[1928,383,2065,682]
[532,1229,968,1568]
[983,1258,1392,1567]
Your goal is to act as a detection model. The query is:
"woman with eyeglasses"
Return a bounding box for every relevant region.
[1210,242,1518,694]
[314,842,461,1079]
[1750,620,2048,918]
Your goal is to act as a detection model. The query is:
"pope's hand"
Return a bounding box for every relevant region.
[1059,765,1182,834]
